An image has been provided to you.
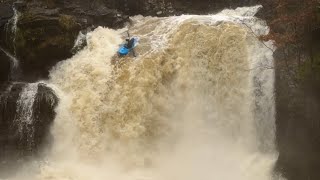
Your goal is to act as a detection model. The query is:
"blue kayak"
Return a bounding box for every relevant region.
[118,37,139,56]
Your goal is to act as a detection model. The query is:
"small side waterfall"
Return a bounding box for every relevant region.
[71,31,87,54]
[11,7,19,36]
[14,83,39,152]
[2,5,21,80]
[7,6,20,56]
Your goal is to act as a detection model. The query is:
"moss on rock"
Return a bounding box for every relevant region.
[298,52,320,81]
[58,14,77,31]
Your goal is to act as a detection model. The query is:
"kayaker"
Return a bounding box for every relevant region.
[125,38,135,49]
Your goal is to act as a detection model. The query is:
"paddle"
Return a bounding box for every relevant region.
[127,31,137,57]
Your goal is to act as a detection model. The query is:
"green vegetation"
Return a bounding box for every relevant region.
[261,0,318,48]
[298,51,320,81]
[260,0,320,84]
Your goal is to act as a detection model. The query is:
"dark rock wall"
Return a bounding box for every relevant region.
[0,1,13,27]
[274,51,320,180]
[0,50,10,82]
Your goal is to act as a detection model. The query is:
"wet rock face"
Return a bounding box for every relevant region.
[0,1,13,27]
[15,10,81,80]
[273,46,320,180]
[0,82,58,159]
[0,50,10,82]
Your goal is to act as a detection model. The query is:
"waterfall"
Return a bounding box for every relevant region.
[14,83,39,152]
[4,6,20,55]
[11,7,19,35]
[7,5,284,180]
[10,6,20,56]
[2,6,20,80]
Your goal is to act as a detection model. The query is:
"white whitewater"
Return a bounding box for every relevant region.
[9,5,284,180]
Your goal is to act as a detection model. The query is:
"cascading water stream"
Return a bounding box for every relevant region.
[2,6,21,80]
[7,6,20,56]
[11,7,19,36]
[14,83,39,152]
[5,5,284,180]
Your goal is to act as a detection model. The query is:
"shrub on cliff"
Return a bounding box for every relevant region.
[261,0,320,82]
